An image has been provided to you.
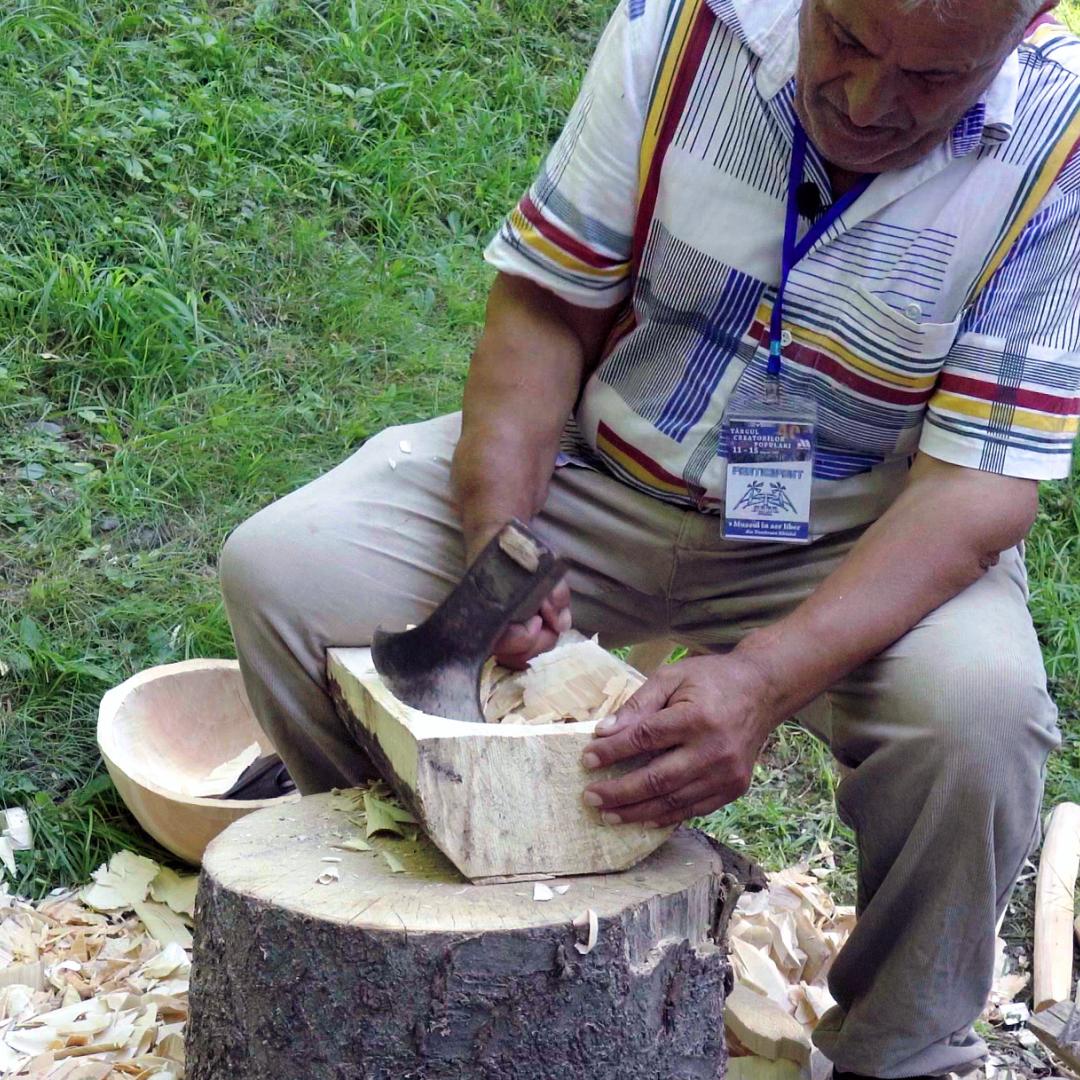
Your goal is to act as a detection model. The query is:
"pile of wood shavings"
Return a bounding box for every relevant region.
[725,843,1031,1078]
[727,854,854,1052]
[0,852,198,1079]
[481,632,644,725]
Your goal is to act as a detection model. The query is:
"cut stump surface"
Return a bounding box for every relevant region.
[187,792,745,1080]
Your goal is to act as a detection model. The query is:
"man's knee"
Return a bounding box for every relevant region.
[834,635,1056,791]
[219,503,299,626]
[876,648,1056,797]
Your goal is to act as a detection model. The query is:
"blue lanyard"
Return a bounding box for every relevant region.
[767,123,872,392]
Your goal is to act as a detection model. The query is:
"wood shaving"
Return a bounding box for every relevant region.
[80,854,162,913]
[330,783,418,857]
[484,632,644,726]
[137,944,189,982]
[381,852,405,874]
[316,867,340,885]
[0,836,17,880]
[332,838,372,853]
[2,808,33,851]
[730,936,791,1008]
[0,853,196,1078]
[363,790,417,839]
[0,803,32,885]
[532,883,554,902]
[130,903,192,950]
[480,662,526,721]
[147,870,196,919]
[572,908,599,955]
[1,961,46,992]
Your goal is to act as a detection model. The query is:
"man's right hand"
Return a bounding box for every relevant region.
[464,522,572,669]
[493,575,572,668]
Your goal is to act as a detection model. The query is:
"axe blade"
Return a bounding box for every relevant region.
[371,520,566,723]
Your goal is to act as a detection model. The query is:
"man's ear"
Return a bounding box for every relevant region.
[1023,1,1060,38]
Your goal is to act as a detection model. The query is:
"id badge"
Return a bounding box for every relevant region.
[723,394,816,544]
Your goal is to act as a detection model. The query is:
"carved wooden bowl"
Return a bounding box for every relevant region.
[97,659,298,865]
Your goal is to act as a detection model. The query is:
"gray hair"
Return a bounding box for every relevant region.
[899,0,1044,21]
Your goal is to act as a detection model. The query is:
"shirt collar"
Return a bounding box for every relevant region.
[705,0,1019,151]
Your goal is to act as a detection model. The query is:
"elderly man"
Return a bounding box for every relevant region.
[220,0,1080,1074]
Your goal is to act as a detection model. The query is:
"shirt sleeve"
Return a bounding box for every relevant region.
[483,0,663,309]
[919,174,1080,480]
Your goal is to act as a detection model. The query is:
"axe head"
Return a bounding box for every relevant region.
[370,520,566,723]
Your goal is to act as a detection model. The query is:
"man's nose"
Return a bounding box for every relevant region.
[844,65,899,128]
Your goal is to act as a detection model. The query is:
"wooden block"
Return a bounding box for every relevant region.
[1034,802,1080,1011]
[187,794,736,1080]
[1029,999,1080,1074]
[726,1056,803,1080]
[327,647,674,882]
[725,984,812,1065]
[97,660,298,865]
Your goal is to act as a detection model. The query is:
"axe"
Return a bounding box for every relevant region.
[370,520,566,723]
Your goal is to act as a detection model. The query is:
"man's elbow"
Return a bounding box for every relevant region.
[975,475,1040,570]
[911,454,1040,579]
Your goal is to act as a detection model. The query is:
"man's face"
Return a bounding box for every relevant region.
[795,0,1028,174]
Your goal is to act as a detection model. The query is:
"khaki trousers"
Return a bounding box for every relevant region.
[220,413,1060,1078]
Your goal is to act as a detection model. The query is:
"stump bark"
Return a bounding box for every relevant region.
[187,792,754,1080]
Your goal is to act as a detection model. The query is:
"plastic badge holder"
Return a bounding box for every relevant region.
[722,392,817,544]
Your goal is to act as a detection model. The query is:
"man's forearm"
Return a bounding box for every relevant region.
[734,455,1040,723]
[452,273,615,558]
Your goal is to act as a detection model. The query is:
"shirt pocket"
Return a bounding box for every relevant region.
[779,270,962,459]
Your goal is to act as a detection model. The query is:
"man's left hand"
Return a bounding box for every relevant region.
[581,653,779,828]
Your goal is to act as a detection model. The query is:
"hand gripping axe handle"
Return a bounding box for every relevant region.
[370,520,566,724]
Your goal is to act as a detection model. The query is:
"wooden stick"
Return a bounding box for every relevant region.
[1034,802,1080,1011]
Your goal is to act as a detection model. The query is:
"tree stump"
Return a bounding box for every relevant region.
[187,792,755,1080]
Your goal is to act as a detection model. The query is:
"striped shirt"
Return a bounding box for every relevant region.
[485,0,1080,534]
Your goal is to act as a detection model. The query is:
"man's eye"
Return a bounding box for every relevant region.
[834,27,866,53]
[916,71,958,86]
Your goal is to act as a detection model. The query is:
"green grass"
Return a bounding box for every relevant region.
[0,0,609,894]
[0,0,1077,928]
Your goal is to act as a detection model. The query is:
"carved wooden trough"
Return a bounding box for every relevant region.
[327,646,675,882]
